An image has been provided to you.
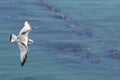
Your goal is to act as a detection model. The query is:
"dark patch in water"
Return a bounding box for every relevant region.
[108,49,120,60]
[84,53,101,63]
[38,0,68,20]
[47,42,100,64]
[38,0,93,37]
[83,28,93,36]
[24,77,35,80]
[67,23,81,28]
[54,12,70,21]
[16,77,36,80]
[37,0,98,64]
[48,42,83,53]
[39,0,53,10]
[38,0,81,25]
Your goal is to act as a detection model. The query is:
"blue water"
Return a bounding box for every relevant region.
[0,0,120,80]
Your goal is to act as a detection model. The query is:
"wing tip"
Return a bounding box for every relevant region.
[10,34,12,42]
[21,54,28,67]
[10,34,17,43]
[21,59,26,67]
[24,20,32,30]
[21,63,24,66]
[25,20,29,24]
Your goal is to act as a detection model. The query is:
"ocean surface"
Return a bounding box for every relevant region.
[0,0,120,80]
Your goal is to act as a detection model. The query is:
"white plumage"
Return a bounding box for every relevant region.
[10,21,33,66]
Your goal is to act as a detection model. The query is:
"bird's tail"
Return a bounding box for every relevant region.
[10,34,17,42]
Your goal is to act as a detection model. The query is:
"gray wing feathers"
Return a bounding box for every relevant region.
[18,43,28,66]
[19,21,32,37]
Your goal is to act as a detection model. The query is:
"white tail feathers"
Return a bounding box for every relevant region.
[10,34,17,42]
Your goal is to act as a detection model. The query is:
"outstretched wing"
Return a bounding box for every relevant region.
[18,42,28,66]
[19,21,32,37]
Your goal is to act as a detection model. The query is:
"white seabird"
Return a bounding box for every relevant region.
[10,21,34,66]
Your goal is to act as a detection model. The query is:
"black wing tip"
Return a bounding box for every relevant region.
[21,62,26,66]
[21,59,26,67]
[10,33,12,42]
[25,20,29,23]
[21,55,28,67]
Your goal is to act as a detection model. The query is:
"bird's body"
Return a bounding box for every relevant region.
[10,21,33,66]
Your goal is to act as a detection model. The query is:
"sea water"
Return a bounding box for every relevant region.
[0,0,120,80]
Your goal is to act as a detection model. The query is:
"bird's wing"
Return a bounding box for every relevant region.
[18,42,28,66]
[18,21,32,37]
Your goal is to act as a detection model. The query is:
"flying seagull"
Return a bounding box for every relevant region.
[10,21,34,66]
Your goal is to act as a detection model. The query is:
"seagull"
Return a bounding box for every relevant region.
[10,21,34,66]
